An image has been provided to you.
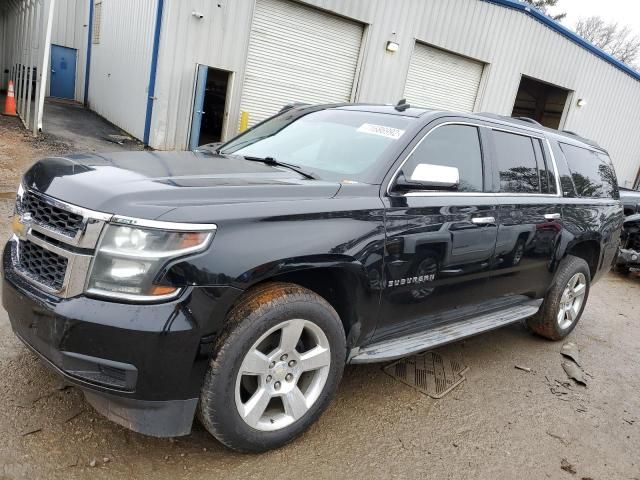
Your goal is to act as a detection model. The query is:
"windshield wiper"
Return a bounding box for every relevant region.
[243,156,317,180]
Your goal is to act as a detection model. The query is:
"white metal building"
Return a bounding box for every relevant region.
[2,0,640,187]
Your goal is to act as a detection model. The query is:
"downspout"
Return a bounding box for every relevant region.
[143,0,164,147]
[83,0,93,106]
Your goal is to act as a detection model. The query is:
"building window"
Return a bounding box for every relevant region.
[93,1,102,45]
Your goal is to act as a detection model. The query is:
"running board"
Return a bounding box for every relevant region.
[349,302,540,364]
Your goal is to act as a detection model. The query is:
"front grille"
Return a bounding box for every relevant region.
[17,241,68,290]
[22,191,84,237]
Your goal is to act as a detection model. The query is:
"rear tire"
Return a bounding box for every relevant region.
[527,255,590,340]
[198,282,346,452]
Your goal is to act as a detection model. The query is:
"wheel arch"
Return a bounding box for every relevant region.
[564,239,601,280]
[228,257,379,349]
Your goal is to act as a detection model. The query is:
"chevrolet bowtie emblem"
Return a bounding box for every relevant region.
[11,212,32,240]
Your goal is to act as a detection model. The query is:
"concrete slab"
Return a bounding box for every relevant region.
[42,98,145,154]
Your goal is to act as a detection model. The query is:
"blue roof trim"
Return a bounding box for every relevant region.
[481,0,640,82]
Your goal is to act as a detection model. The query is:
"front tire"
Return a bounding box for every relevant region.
[198,282,346,452]
[527,255,590,340]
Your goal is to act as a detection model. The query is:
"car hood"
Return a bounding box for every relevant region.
[22,151,342,219]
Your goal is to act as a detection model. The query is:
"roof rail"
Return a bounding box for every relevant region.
[514,116,542,126]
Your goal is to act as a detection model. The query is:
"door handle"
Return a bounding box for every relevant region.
[544,213,561,220]
[471,216,496,225]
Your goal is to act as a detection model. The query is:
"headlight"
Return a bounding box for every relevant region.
[86,217,216,301]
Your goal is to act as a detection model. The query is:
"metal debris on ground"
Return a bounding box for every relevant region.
[545,376,573,400]
[562,361,587,386]
[561,342,581,366]
[20,425,42,436]
[383,349,468,399]
[560,458,577,474]
[514,365,532,373]
[105,134,134,145]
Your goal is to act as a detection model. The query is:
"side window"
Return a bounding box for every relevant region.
[401,125,484,192]
[596,152,620,200]
[532,139,557,194]
[560,143,618,199]
[493,131,540,193]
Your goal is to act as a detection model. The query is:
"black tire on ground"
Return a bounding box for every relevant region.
[527,255,591,341]
[198,282,346,453]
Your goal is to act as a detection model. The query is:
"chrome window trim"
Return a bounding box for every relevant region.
[386,121,562,198]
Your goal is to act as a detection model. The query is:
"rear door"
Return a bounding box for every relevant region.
[375,120,501,342]
[489,127,563,300]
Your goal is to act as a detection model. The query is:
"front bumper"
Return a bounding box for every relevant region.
[2,240,241,437]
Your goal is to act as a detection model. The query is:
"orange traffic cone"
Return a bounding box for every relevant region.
[2,80,18,117]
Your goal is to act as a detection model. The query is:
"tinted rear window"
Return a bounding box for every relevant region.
[559,143,618,199]
[493,131,540,193]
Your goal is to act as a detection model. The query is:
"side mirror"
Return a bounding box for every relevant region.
[395,163,460,191]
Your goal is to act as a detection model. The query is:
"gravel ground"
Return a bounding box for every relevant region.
[0,114,639,480]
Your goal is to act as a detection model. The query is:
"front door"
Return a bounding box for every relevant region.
[50,45,77,99]
[189,65,231,150]
[376,122,501,342]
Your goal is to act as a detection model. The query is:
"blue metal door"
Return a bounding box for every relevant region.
[189,64,209,150]
[50,45,77,99]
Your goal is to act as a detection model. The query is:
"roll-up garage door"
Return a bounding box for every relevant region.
[404,44,484,112]
[239,0,364,128]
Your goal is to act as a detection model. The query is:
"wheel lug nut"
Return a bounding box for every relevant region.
[274,381,281,390]
[266,375,272,383]
[285,373,293,382]
[280,354,288,361]
[269,361,276,368]
[288,360,296,367]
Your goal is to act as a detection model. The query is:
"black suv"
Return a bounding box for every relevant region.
[2,104,623,452]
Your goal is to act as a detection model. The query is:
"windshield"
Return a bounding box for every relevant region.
[219,109,413,182]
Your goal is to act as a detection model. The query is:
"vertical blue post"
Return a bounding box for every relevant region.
[84,0,93,106]
[189,65,208,151]
[143,0,164,146]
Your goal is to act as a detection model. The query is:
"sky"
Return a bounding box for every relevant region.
[549,0,640,37]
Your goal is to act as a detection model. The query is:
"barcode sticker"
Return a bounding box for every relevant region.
[357,123,405,139]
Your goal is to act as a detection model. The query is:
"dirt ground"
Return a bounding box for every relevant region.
[0,113,639,480]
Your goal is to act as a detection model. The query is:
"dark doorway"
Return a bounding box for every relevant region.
[511,76,570,129]
[190,66,230,150]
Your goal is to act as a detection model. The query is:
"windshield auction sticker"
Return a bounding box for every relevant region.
[357,123,405,139]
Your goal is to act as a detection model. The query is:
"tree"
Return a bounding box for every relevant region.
[522,0,566,21]
[575,16,640,68]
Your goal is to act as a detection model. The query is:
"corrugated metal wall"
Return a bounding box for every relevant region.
[0,12,6,89]
[147,0,640,186]
[88,0,158,140]
[150,0,256,150]
[50,0,88,102]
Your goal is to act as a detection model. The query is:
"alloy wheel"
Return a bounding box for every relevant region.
[557,272,587,330]
[234,319,331,431]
